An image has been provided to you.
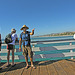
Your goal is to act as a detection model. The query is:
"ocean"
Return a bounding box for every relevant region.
[1,36,74,49]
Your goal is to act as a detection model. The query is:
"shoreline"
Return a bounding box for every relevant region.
[2,35,74,39]
[33,35,73,38]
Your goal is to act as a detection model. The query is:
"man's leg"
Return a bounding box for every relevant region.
[25,56,29,68]
[23,46,29,68]
[7,50,10,65]
[30,57,33,65]
[12,49,14,65]
[28,46,35,69]
[30,57,36,69]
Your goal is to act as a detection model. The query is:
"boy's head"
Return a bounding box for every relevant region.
[11,29,16,33]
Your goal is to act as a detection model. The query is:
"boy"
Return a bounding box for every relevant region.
[7,29,18,67]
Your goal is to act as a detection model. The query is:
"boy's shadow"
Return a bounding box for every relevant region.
[0,62,25,73]
[0,60,59,73]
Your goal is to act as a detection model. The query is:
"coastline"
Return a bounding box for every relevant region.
[33,35,73,38]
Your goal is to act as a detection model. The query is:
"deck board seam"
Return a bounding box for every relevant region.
[52,62,60,75]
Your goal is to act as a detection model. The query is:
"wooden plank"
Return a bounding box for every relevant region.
[31,65,40,75]
[0,63,12,75]
[22,66,32,75]
[5,62,25,75]
[66,59,75,69]
[1,60,75,75]
[58,60,75,75]
[31,62,40,75]
[39,61,49,75]
[53,62,67,75]
[46,61,58,75]
[0,63,5,67]
[63,60,75,71]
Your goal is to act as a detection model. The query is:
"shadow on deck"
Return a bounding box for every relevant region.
[0,59,75,75]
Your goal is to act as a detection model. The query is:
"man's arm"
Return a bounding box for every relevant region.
[19,38,22,51]
[30,28,35,35]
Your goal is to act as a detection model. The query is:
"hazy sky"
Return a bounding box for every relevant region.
[0,0,75,38]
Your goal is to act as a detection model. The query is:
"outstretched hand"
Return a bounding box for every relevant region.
[32,28,35,31]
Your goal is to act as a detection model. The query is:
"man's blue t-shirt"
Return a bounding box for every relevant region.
[20,31,30,46]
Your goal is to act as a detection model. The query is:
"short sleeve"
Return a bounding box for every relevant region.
[15,34,18,38]
[27,31,31,34]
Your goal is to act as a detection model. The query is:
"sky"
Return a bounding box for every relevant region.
[0,0,75,39]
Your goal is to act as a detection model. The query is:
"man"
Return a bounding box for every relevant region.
[19,25,35,69]
[7,29,18,67]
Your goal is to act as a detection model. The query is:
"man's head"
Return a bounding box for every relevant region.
[11,29,16,33]
[23,27,28,32]
[21,25,29,32]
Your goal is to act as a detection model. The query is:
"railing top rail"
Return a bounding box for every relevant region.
[2,39,75,44]
[31,39,75,43]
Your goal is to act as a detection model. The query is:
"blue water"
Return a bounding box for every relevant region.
[2,35,73,42]
[1,36,74,49]
[31,36,73,41]
[1,42,75,49]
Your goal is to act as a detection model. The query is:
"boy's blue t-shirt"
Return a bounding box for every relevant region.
[20,31,30,46]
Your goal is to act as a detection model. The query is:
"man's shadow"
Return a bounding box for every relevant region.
[0,60,59,73]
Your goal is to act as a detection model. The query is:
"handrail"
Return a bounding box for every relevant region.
[0,39,75,62]
[1,39,75,44]
[31,39,75,43]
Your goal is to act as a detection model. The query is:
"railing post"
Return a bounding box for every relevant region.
[70,42,73,59]
[70,42,72,46]
[32,44,35,48]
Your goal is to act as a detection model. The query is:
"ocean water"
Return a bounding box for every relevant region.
[31,36,73,41]
[1,36,74,49]
[2,35,74,42]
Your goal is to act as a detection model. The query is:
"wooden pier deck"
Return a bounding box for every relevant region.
[0,59,75,75]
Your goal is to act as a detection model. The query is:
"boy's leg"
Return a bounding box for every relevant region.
[0,44,1,51]
[7,50,10,65]
[12,49,14,65]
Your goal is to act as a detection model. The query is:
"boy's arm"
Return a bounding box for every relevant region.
[30,28,35,35]
[19,38,22,51]
[16,38,18,41]
[15,34,18,41]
